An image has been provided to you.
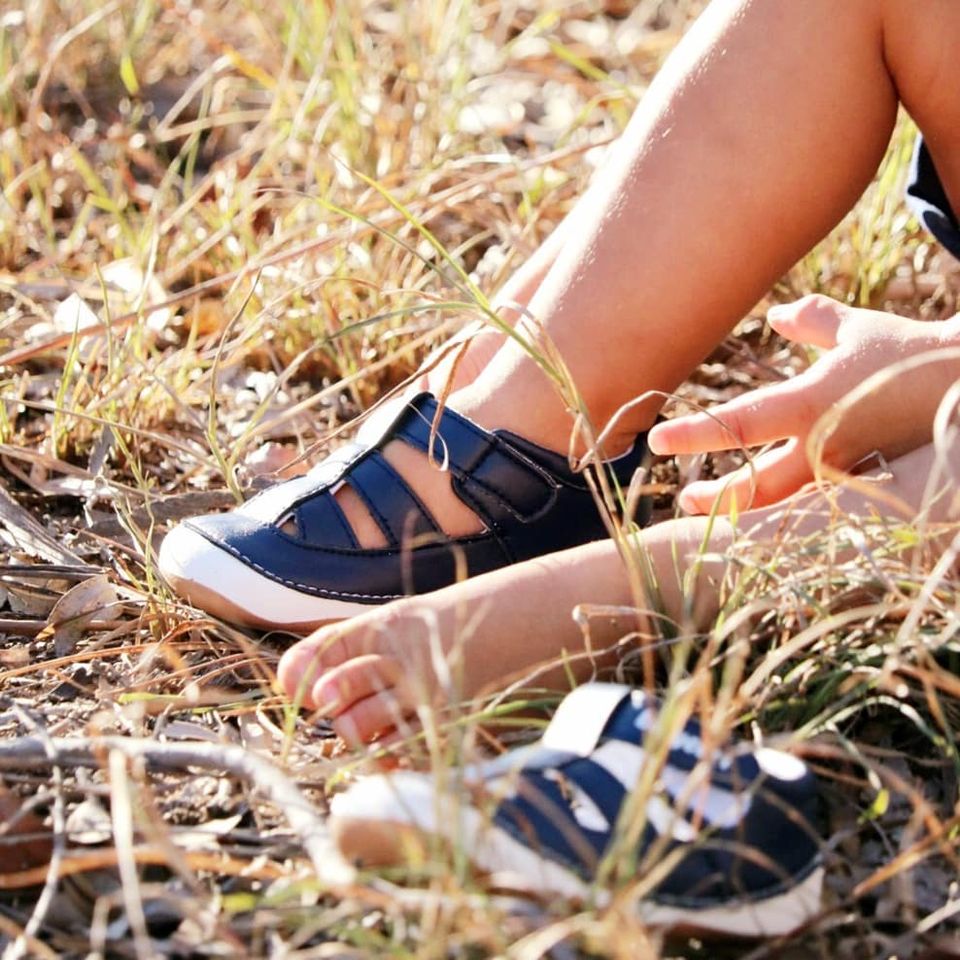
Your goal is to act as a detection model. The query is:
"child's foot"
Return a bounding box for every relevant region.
[159,392,651,630]
[274,537,630,744]
[329,682,824,939]
[275,508,734,745]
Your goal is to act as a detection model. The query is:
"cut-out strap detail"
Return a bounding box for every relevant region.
[293,488,358,549]
[343,452,441,547]
[393,396,558,523]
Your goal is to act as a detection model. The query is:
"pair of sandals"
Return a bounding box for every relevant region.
[159,395,822,937]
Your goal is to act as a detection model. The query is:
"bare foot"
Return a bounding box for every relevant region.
[277,437,956,746]
[275,538,639,745]
[275,516,728,744]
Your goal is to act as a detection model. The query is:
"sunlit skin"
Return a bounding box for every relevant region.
[280,0,960,742]
[332,0,960,548]
[649,297,960,513]
[278,437,960,746]
[279,297,960,745]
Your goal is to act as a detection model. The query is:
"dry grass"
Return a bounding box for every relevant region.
[1,0,959,957]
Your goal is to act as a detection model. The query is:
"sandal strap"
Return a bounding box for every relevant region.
[392,394,559,526]
[472,684,638,780]
[294,487,358,549]
[540,683,635,757]
[536,684,759,788]
[489,685,820,892]
[343,451,440,548]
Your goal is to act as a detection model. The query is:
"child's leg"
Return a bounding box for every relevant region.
[278,524,726,746]
[279,441,960,745]
[165,0,960,628]
[347,0,958,544]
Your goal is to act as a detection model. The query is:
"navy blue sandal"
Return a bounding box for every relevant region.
[331,683,823,939]
[159,393,651,629]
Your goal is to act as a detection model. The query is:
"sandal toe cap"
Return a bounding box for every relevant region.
[157,520,376,628]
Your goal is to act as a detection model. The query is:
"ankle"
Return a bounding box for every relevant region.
[447,385,654,462]
[446,383,574,455]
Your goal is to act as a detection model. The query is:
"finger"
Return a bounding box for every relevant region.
[766,294,848,349]
[677,440,812,514]
[333,690,417,748]
[310,655,408,716]
[648,378,813,455]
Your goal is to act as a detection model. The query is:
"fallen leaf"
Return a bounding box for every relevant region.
[29,476,101,499]
[0,473,87,564]
[238,716,273,754]
[40,575,119,656]
[5,582,62,618]
[0,785,53,875]
[243,442,306,479]
[174,814,243,851]
[0,646,31,667]
[159,720,226,744]
[23,294,102,364]
[51,293,100,337]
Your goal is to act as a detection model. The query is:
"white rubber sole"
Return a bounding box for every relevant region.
[331,773,823,940]
[158,524,377,631]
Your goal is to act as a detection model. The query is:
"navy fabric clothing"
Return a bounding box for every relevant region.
[907,137,960,261]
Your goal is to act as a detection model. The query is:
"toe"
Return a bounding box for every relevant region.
[333,688,417,746]
[311,655,408,716]
[278,619,384,705]
[277,632,341,705]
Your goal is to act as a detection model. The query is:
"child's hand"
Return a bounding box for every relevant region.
[648,295,960,514]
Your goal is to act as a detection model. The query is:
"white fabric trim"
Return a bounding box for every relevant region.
[659,763,749,830]
[755,747,808,782]
[631,702,702,760]
[540,683,632,756]
[645,793,698,843]
[586,738,648,791]
[544,770,611,833]
[244,397,411,524]
[634,867,824,938]
[460,743,569,781]
[241,473,324,523]
[331,773,590,900]
[584,738,752,832]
